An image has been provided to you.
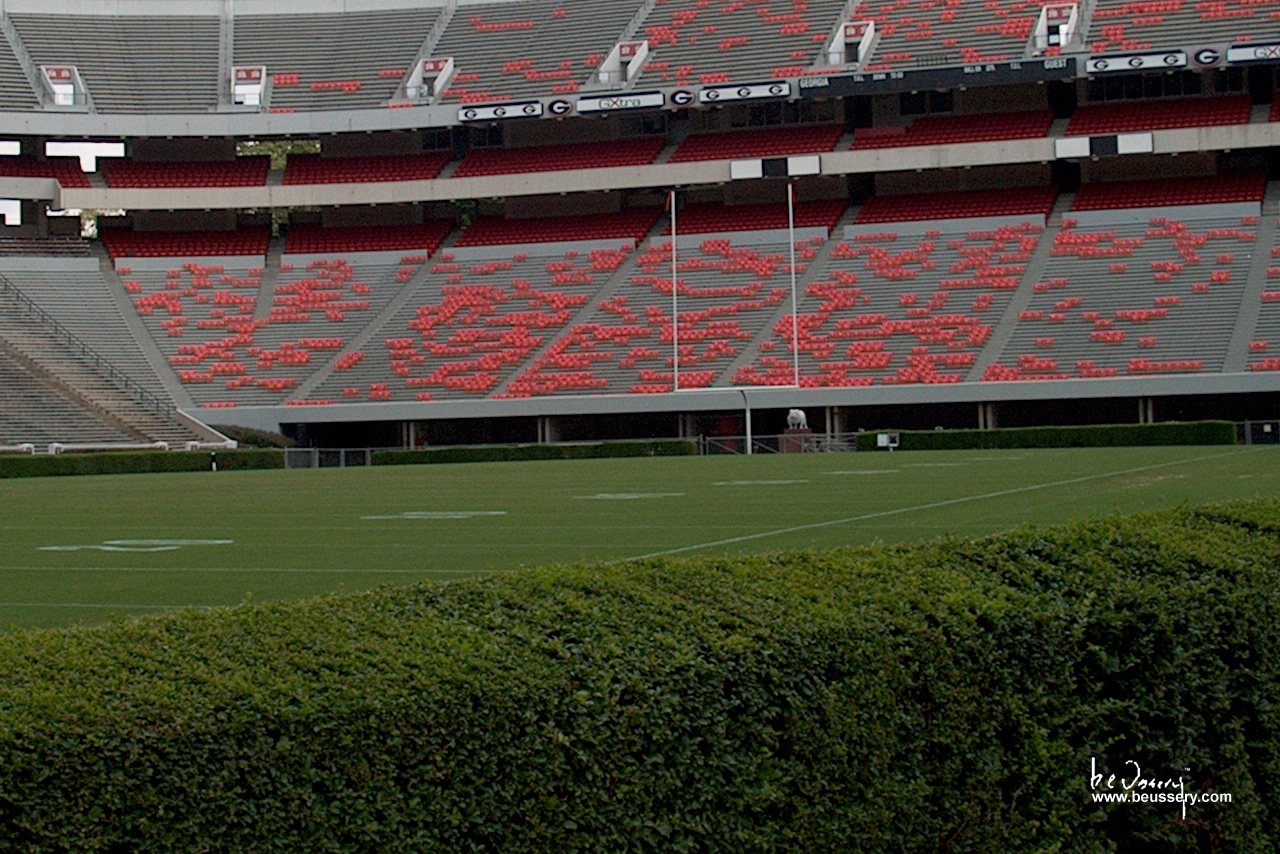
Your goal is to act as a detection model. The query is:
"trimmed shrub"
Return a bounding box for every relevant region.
[0,448,282,479]
[373,439,697,467]
[0,500,1278,851]
[854,420,1237,451]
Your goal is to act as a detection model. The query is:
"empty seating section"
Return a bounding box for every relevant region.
[668,124,845,162]
[1087,0,1280,54]
[855,186,1057,223]
[102,157,270,189]
[1066,95,1252,135]
[1072,173,1267,211]
[453,138,666,177]
[311,246,635,401]
[0,349,137,445]
[282,153,453,185]
[852,110,1053,149]
[0,36,37,110]
[0,236,90,257]
[0,157,91,188]
[432,0,638,103]
[0,262,169,400]
[666,199,848,234]
[126,253,421,406]
[635,0,849,85]
[234,8,439,112]
[735,224,1039,386]
[10,14,219,113]
[1248,218,1280,372]
[987,216,1254,380]
[100,229,271,260]
[508,239,797,395]
[853,0,1045,72]
[456,209,664,247]
[283,223,454,256]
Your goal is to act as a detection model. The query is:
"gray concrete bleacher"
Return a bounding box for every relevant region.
[860,0,1047,71]
[633,0,849,85]
[234,8,440,111]
[431,0,640,102]
[1245,217,1280,373]
[1085,0,1280,54]
[308,242,637,402]
[0,346,139,446]
[989,212,1255,380]
[0,258,169,401]
[0,26,37,110]
[733,220,1040,387]
[9,14,220,112]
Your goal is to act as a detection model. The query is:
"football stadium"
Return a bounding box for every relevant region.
[1,0,1280,850]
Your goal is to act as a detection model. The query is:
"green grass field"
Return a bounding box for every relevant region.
[1,444,1275,630]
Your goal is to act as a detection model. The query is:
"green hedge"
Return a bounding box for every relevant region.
[0,448,282,478]
[854,420,1237,451]
[2,500,1279,852]
[373,439,697,466]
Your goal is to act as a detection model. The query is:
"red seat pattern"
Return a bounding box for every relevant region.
[1072,173,1267,211]
[452,138,666,178]
[455,208,663,247]
[1066,96,1252,136]
[282,152,453,185]
[102,157,270,188]
[664,199,847,235]
[0,157,92,188]
[284,222,454,255]
[668,124,845,163]
[852,111,1053,150]
[856,187,1058,224]
[101,228,271,259]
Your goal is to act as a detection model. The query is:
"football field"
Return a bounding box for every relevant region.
[0,444,1275,630]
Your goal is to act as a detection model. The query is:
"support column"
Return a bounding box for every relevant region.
[537,416,560,444]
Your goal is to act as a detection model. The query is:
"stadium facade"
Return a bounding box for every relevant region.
[0,0,1277,449]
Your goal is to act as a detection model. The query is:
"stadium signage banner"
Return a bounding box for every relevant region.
[697,82,791,103]
[1226,43,1280,64]
[457,101,544,122]
[1085,51,1187,74]
[576,92,665,113]
[796,58,1073,97]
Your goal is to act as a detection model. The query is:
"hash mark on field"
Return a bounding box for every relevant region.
[623,449,1248,561]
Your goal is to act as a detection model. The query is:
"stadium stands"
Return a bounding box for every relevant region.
[100,229,272,260]
[103,157,271,189]
[736,223,1040,387]
[668,124,845,162]
[0,157,91,188]
[455,209,664,247]
[1088,0,1280,53]
[1065,95,1253,136]
[664,199,848,235]
[987,215,1255,380]
[452,138,667,177]
[855,187,1058,224]
[282,153,454,185]
[10,14,220,113]
[283,223,455,256]
[1072,173,1268,211]
[234,8,441,111]
[431,0,639,102]
[852,111,1054,149]
[633,0,848,85]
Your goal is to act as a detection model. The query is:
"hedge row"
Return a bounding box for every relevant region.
[372,439,697,466]
[1,500,1279,852]
[854,420,1237,451]
[0,448,283,478]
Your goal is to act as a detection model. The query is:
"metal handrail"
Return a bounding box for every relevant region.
[0,271,175,417]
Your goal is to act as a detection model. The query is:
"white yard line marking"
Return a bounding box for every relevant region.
[574,493,685,500]
[622,449,1248,561]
